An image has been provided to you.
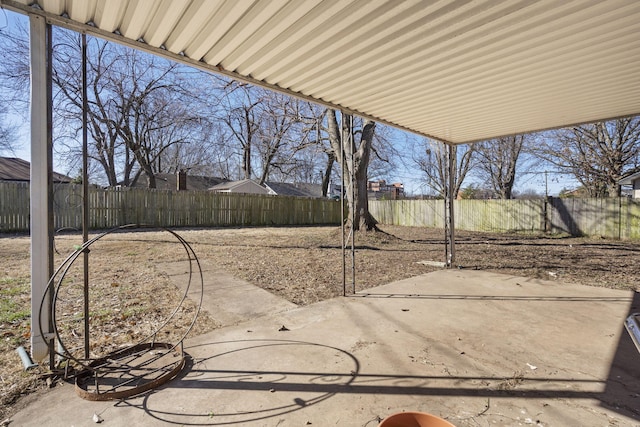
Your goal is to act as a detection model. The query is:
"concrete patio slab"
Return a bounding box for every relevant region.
[8,270,640,426]
[158,260,298,327]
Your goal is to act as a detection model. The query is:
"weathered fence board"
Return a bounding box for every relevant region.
[368,199,445,228]
[0,183,342,232]
[0,182,30,231]
[369,198,640,239]
[547,197,640,238]
[456,199,545,233]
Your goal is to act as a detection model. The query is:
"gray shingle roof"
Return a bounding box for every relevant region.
[131,173,228,190]
[264,182,321,198]
[0,157,72,183]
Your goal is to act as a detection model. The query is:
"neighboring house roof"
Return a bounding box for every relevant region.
[0,157,72,183]
[619,171,640,186]
[296,182,324,197]
[209,179,270,195]
[264,181,322,198]
[131,173,228,191]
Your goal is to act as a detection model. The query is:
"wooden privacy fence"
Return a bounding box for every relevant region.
[0,182,342,232]
[3,182,640,238]
[368,199,546,232]
[369,197,640,239]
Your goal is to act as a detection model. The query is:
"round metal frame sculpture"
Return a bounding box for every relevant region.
[38,224,203,400]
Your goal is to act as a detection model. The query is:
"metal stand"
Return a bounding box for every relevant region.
[39,225,202,400]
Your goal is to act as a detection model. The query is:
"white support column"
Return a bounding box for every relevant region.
[29,15,53,363]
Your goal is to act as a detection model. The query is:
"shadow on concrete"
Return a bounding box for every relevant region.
[602,290,640,417]
[114,332,640,426]
[117,339,361,425]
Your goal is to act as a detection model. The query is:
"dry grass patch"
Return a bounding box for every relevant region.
[0,230,219,421]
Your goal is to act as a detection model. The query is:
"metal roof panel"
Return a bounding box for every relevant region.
[2,0,639,144]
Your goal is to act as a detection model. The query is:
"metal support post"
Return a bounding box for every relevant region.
[348,115,356,294]
[340,116,346,296]
[445,143,456,267]
[82,33,91,360]
[29,15,54,363]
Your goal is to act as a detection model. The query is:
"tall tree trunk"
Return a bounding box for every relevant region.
[258,150,276,185]
[132,148,156,188]
[242,142,251,180]
[327,109,377,231]
[146,171,157,189]
[321,151,335,197]
[355,166,373,230]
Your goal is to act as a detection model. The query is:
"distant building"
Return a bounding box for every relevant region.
[558,187,590,198]
[619,172,640,199]
[209,179,270,195]
[131,171,228,191]
[209,179,325,197]
[264,182,322,198]
[0,157,72,183]
[367,179,404,200]
[329,183,342,199]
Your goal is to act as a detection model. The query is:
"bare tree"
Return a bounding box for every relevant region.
[218,83,325,185]
[366,124,399,182]
[158,118,224,176]
[294,105,335,196]
[254,93,309,185]
[474,134,535,199]
[113,51,204,188]
[536,118,640,197]
[209,136,240,180]
[320,151,335,196]
[414,139,476,198]
[326,109,377,231]
[51,35,128,185]
[0,20,392,197]
[0,21,30,155]
[295,104,398,201]
[1,23,212,187]
[0,22,30,109]
[218,81,264,180]
[0,104,17,155]
[53,32,209,187]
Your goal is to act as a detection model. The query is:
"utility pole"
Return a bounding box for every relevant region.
[545,170,548,198]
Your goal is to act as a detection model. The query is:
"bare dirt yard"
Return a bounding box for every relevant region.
[1,224,639,421]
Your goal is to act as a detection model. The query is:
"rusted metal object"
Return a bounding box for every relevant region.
[75,342,186,401]
[39,225,202,401]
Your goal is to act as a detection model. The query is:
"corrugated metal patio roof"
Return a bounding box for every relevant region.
[2,0,639,144]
